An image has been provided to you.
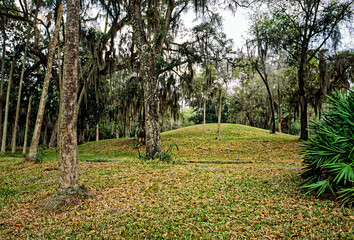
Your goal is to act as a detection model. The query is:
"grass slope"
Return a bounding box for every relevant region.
[0,123,353,239]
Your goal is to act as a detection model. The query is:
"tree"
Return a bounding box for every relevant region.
[215,62,232,139]
[248,19,277,133]
[129,0,185,158]
[0,15,6,145]
[23,94,32,154]
[11,5,33,153]
[1,58,14,153]
[58,0,80,193]
[256,0,353,140]
[27,5,63,160]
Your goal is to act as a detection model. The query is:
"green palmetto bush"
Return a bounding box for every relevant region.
[301,90,354,204]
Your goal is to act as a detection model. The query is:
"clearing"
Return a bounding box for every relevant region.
[0,124,353,239]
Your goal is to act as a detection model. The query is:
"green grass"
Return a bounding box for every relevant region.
[0,124,353,239]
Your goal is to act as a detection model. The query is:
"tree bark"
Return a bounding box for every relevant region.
[49,118,58,148]
[27,6,63,160]
[124,120,130,138]
[0,27,6,145]
[42,121,48,147]
[142,49,161,157]
[130,0,175,158]
[216,88,222,140]
[23,95,33,154]
[1,59,14,153]
[96,124,99,141]
[256,66,276,134]
[277,81,282,133]
[33,0,40,49]
[203,99,207,124]
[58,0,79,193]
[11,22,32,153]
[298,59,308,140]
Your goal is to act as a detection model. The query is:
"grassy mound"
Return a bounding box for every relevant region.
[75,123,298,162]
[0,124,353,239]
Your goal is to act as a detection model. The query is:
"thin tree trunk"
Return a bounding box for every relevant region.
[0,28,6,145]
[49,118,58,148]
[298,60,308,140]
[57,36,62,89]
[1,59,14,153]
[33,0,40,49]
[256,66,276,134]
[104,0,111,34]
[27,6,63,160]
[277,81,282,133]
[216,88,222,140]
[58,0,79,193]
[57,33,63,149]
[11,23,32,153]
[96,124,99,141]
[203,99,206,124]
[23,95,33,154]
[42,121,48,147]
[77,81,86,115]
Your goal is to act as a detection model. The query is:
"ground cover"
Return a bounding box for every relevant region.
[0,124,353,239]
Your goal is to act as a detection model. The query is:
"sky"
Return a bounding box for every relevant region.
[181,6,353,52]
[181,7,251,50]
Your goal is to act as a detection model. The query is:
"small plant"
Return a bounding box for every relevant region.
[158,141,179,163]
[301,90,354,205]
[34,150,44,163]
[137,141,179,163]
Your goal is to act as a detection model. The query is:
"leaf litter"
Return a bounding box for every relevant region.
[0,124,353,239]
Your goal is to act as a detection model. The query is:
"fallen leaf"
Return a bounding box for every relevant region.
[87,230,96,235]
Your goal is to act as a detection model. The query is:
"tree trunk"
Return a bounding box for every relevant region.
[49,118,58,148]
[23,95,33,154]
[277,82,282,133]
[42,121,48,147]
[95,124,99,141]
[58,0,79,193]
[27,7,63,160]
[33,0,40,49]
[216,88,222,140]
[265,82,276,134]
[131,0,174,158]
[142,51,161,158]
[124,120,130,138]
[0,28,6,145]
[77,81,86,115]
[11,23,31,153]
[256,67,276,134]
[298,60,308,140]
[203,99,207,124]
[1,59,14,153]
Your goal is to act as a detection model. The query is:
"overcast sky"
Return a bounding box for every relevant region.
[181,6,353,52]
[181,7,251,50]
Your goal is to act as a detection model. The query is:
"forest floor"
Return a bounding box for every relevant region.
[0,124,353,239]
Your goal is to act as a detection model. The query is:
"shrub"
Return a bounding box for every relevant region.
[301,90,354,204]
[137,142,179,163]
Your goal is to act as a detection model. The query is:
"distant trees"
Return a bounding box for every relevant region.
[27,4,63,160]
[253,0,353,140]
[0,0,352,162]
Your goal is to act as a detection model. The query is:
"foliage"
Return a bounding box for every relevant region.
[138,141,179,163]
[301,91,354,204]
[189,99,229,125]
[157,141,179,163]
